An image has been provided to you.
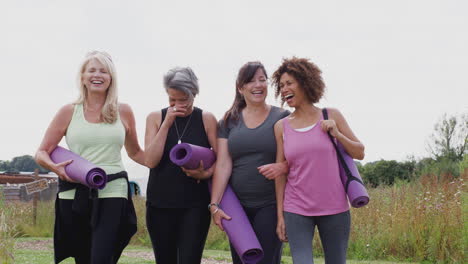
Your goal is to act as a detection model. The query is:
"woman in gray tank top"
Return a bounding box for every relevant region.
[210,61,289,264]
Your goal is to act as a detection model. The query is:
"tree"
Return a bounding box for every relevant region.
[360,160,413,187]
[0,155,49,173]
[427,113,467,161]
[10,155,39,172]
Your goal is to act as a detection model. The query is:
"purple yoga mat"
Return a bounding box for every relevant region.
[337,143,369,208]
[211,184,264,264]
[169,143,216,170]
[50,146,107,189]
[169,143,264,264]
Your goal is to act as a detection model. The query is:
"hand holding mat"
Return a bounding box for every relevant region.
[169,143,264,263]
[337,143,370,208]
[322,108,369,208]
[213,184,264,264]
[50,146,107,189]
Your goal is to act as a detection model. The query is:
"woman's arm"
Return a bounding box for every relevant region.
[144,111,165,168]
[35,104,75,182]
[120,103,145,166]
[321,108,365,160]
[145,107,187,168]
[182,111,218,180]
[210,138,233,231]
[273,120,288,242]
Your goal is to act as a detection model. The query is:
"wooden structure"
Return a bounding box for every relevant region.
[0,172,58,202]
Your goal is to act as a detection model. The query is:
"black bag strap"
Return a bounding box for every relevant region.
[322,108,364,191]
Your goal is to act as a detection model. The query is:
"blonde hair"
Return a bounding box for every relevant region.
[75,51,118,123]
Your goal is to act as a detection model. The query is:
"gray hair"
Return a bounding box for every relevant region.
[163,67,199,98]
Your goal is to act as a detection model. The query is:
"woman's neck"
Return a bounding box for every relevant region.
[85,93,107,111]
[244,101,269,114]
[291,103,319,120]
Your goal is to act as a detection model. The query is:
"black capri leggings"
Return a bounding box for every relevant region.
[146,206,211,264]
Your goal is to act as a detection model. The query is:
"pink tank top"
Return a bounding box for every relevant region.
[282,115,349,216]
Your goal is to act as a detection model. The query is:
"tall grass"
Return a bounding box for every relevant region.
[0,190,15,264]
[347,173,465,263]
[0,200,54,238]
[2,172,465,263]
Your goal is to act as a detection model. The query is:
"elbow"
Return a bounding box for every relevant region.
[145,159,155,169]
[34,150,44,167]
[34,151,40,163]
[355,144,365,160]
[144,155,158,169]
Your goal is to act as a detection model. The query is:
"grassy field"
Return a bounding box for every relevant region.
[1,172,466,264]
[10,237,417,264]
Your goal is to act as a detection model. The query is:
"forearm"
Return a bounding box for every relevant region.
[336,133,365,160]
[145,125,170,168]
[275,175,286,218]
[35,150,57,174]
[210,162,232,204]
[129,149,146,166]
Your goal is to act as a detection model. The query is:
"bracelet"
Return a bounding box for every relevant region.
[208,203,220,211]
[212,207,219,215]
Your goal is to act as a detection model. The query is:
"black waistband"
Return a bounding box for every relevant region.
[58,171,128,193]
[59,171,129,228]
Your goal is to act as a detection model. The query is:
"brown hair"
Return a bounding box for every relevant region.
[222,61,267,127]
[271,57,325,106]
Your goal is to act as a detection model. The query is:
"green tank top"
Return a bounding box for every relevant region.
[59,104,127,199]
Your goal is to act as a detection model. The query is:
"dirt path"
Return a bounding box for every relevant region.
[15,239,232,264]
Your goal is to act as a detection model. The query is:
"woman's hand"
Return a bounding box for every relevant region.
[211,206,232,231]
[163,105,188,127]
[276,215,288,242]
[321,119,342,138]
[258,161,289,180]
[54,159,77,183]
[181,161,214,180]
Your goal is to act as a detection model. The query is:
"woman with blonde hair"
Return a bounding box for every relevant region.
[35,51,145,264]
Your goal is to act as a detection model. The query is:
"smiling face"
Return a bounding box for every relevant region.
[239,68,268,104]
[279,72,306,107]
[82,58,112,94]
[167,88,194,115]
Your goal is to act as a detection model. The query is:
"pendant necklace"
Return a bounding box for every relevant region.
[174,112,193,144]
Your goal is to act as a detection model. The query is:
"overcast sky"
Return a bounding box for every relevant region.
[1,1,467,190]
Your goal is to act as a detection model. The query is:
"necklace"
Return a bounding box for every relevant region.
[174,112,193,144]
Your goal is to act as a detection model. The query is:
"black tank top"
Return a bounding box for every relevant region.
[146,107,211,208]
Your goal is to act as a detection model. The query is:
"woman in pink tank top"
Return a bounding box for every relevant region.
[271,57,365,264]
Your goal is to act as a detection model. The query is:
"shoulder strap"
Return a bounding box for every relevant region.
[322,108,364,191]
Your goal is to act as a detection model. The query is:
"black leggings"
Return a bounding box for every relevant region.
[55,198,129,264]
[146,206,211,264]
[229,204,283,264]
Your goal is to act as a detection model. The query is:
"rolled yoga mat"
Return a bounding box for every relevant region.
[169,143,216,170]
[169,143,264,264]
[50,146,107,189]
[337,143,370,208]
[212,184,264,264]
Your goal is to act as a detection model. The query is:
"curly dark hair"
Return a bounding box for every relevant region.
[271,57,325,106]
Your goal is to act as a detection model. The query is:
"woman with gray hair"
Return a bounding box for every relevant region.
[145,67,218,264]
